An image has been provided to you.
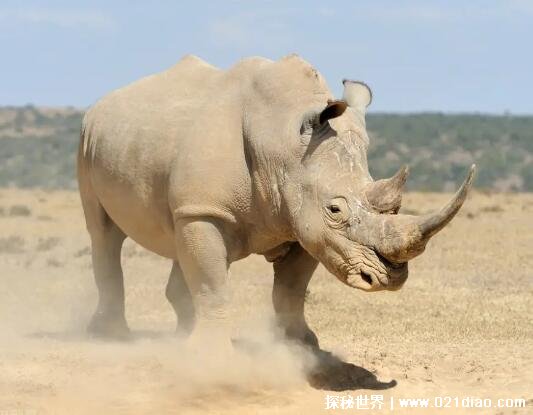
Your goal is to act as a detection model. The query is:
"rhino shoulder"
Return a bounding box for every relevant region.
[166,54,220,75]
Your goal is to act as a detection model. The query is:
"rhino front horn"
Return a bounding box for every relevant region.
[417,164,476,238]
[370,164,476,264]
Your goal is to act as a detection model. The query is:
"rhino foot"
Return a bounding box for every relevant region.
[284,324,320,349]
[87,312,130,340]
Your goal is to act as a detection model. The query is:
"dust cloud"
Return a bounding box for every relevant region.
[0,200,316,414]
[1,290,315,414]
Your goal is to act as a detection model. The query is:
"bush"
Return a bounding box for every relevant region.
[8,204,31,217]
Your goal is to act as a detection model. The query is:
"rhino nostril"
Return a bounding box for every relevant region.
[360,271,373,285]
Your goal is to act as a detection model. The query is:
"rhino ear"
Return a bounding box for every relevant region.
[319,100,348,124]
[342,80,372,113]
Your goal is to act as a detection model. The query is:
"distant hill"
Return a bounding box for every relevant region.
[1,106,531,191]
[366,113,532,192]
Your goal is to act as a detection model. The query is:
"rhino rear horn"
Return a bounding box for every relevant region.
[366,165,409,213]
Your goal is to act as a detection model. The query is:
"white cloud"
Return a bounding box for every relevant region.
[357,4,450,22]
[0,7,116,31]
[210,17,250,48]
[508,0,533,15]
[317,7,336,17]
[207,9,295,51]
[352,2,533,23]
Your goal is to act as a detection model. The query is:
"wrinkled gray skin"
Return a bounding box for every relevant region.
[78,55,475,347]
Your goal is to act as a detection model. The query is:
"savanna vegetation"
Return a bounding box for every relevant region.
[1,106,531,191]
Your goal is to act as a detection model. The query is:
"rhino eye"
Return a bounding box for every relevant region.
[325,198,349,223]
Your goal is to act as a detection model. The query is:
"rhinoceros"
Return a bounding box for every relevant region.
[77,54,475,346]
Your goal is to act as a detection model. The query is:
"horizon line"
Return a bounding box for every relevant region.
[1,104,532,117]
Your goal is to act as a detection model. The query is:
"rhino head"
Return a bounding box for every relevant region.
[249,57,474,292]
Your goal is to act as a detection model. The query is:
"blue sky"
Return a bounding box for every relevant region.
[0,0,531,113]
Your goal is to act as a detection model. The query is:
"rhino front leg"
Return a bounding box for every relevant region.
[272,243,319,348]
[174,218,232,350]
[166,261,195,336]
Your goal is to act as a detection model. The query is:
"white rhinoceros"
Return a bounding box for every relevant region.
[78,54,474,346]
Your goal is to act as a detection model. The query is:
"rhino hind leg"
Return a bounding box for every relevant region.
[86,219,129,339]
[272,243,320,348]
[79,180,129,339]
[166,261,195,336]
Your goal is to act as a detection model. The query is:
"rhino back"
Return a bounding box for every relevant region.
[80,55,274,257]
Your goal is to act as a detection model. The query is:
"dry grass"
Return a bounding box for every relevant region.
[0,188,531,414]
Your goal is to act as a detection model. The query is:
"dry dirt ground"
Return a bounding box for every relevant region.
[0,189,531,414]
